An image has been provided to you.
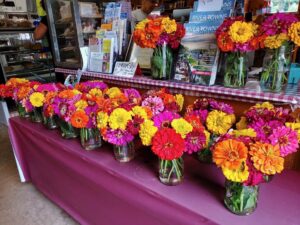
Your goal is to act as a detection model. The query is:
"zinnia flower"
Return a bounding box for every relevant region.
[249,142,284,175]
[243,160,265,186]
[139,119,158,146]
[29,92,45,107]
[236,116,248,130]
[229,21,257,43]
[288,22,300,46]
[206,110,234,135]
[217,33,234,52]
[184,115,205,132]
[185,130,206,154]
[222,162,249,182]
[264,33,289,49]
[153,111,180,128]
[175,94,184,111]
[269,126,299,157]
[161,17,177,34]
[127,115,144,135]
[75,100,88,110]
[131,106,148,120]
[96,111,109,129]
[105,129,134,146]
[70,110,89,128]
[171,118,193,138]
[151,128,185,160]
[213,139,248,170]
[105,87,122,99]
[142,96,164,116]
[108,108,132,130]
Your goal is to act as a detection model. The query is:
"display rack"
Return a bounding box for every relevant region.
[55,67,300,106]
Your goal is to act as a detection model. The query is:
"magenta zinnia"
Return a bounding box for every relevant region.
[269,126,299,157]
[184,130,206,154]
[105,128,134,146]
[153,110,180,128]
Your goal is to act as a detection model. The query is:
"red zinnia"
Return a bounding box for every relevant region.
[151,128,185,160]
[217,33,234,52]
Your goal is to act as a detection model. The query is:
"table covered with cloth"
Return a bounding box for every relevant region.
[8,117,300,225]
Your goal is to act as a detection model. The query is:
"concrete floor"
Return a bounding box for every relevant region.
[0,124,78,225]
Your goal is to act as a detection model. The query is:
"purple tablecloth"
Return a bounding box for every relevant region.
[8,117,300,225]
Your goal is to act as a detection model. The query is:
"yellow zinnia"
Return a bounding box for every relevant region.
[264,33,288,49]
[75,100,88,110]
[131,106,148,120]
[175,94,184,111]
[171,118,193,138]
[29,92,45,107]
[106,87,122,99]
[89,88,102,97]
[206,110,234,135]
[139,119,158,146]
[222,162,249,182]
[97,111,109,129]
[135,18,149,30]
[232,128,256,138]
[162,17,177,34]
[288,22,300,46]
[229,21,257,43]
[108,108,132,130]
[254,102,274,110]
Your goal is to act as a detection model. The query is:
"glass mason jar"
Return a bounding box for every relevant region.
[30,107,43,123]
[260,44,292,92]
[113,141,135,162]
[58,119,78,139]
[80,128,102,150]
[224,51,248,88]
[151,43,173,80]
[16,102,30,118]
[159,157,184,186]
[44,116,58,129]
[224,180,259,215]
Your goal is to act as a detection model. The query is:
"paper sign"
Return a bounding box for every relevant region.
[113,62,137,78]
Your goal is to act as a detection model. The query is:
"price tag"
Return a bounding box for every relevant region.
[113,62,137,78]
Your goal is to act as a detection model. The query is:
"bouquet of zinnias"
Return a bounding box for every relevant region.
[216,17,260,88]
[133,16,185,80]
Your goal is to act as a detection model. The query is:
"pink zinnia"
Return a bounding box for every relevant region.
[261,13,298,35]
[269,126,299,157]
[142,96,164,116]
[124,88,141,105]
[250,119,282,142]
[209,99,234,114]
[37,83,59,92]
[184,130,206,154]
[153,111,180,128]
[243,160,265,186]
[105,129,134,146]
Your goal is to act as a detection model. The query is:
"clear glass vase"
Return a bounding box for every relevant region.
[16,102,30,118]
[260,45,292,92]
[159,157,184,186]
[224,180,259,215]
[58,119,78,139]
[30,107,43,123]
[113,141,135,162]
[151,43,173,80]
[224,52,248,88]
[44,116,58,129]
[80,128,102,150]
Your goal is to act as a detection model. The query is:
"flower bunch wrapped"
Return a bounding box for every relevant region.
[259,13,299,92]
[185,98,236,163]
[133,16,185,80]
[97,87,146,161]
[216,17,259,87]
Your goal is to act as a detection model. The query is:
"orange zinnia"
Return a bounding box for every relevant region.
[146,17,163,34]
[249,142,284,175]
[58,90,76,99]
[213,139,248,170]
[70,110,89,128]
[17,86,31,101]
[111,93,128,107]
[96,97,113,113]
[217,33,234,52]
[139,29,160,49]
